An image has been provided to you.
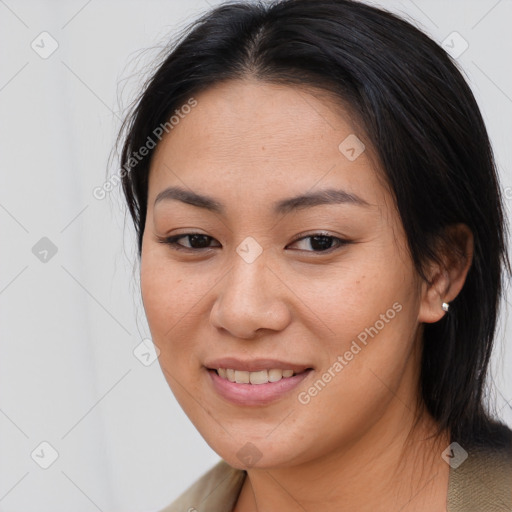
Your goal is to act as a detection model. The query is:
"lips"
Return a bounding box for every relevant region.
[204,358,313,406]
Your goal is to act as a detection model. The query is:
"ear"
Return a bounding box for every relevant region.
[418,223,474,324]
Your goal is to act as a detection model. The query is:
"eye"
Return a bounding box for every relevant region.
[157,232,350,253]
[158,233,221,251]
[287,233,349,253]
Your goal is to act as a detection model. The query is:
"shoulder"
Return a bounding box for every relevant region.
[447,423,512,511]
[157,460,246,512]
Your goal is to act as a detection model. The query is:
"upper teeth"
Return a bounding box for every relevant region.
[217,368,295,384]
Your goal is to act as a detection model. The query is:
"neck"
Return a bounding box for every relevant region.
[234,399,450,512]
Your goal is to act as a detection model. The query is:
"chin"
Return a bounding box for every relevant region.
[205,433,304,471]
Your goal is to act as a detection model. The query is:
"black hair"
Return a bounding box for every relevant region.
[117,0,511,447]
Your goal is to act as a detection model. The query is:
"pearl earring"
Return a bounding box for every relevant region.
[442,302,450,312]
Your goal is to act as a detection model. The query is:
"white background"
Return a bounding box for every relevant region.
[0,0,511,511]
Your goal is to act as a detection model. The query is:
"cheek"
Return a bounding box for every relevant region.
[301,292,418,424]
[292,249,419,397]
[290,248,412,343]
[140,252,190,349]
[140,254,206,404]
[140,250,220,366]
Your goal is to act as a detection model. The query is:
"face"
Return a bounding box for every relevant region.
[140,79,428,470]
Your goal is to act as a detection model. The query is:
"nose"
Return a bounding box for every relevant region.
[209,251,292,339]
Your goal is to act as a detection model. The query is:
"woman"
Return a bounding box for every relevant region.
[117,0,512,510]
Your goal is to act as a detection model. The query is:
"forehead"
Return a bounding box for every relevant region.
[148,79,390,211]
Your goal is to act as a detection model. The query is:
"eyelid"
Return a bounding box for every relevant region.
[289,230,336,243]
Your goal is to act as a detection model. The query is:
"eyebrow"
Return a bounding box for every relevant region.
[154,186,371,214]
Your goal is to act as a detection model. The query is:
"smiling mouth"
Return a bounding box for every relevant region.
[213,368,310,384]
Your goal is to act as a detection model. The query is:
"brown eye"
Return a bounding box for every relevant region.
[288,233,350,253]
[158,234,221,251]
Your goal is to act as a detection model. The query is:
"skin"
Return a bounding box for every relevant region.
[140,79,474,511]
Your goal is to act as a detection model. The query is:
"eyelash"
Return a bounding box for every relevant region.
[157,232,350,254]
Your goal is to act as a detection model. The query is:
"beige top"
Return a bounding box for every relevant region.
[160,443,512,511]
